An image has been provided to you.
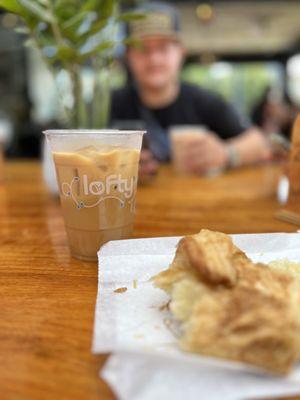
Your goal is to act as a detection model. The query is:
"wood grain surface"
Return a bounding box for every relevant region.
[1,161,299,400]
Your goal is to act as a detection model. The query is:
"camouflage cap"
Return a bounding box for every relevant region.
[126,2,181,40]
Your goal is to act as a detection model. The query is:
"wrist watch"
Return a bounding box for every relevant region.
[226,145,241,169]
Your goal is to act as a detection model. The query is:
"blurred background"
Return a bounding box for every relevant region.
[1,0,300,158]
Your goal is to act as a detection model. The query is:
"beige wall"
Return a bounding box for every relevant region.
[178,1,300,55]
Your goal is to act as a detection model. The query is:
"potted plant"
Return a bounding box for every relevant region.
[0,0,143,192]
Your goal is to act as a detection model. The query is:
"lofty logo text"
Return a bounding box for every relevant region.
[82,174,135,199]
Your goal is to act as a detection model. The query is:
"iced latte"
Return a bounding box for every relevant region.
[169,125,208,174]
[44,130,144,261]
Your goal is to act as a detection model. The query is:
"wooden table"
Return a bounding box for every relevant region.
[1,161,299,400]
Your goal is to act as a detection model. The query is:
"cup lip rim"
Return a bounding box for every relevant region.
[43,129,146,136]
[169,125,207,134]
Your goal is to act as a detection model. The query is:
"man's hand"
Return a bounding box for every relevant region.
[138,149,159,184]
[182,133,229,174]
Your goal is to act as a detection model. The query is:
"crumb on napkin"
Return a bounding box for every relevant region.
[114,287,127,294]
[159,301,170,311]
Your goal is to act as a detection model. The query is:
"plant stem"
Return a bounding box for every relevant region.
[91,58,101,128]
[47,0,87,128]
[91,59,111,129]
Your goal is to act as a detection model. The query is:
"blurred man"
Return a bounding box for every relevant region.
[110,2,271,181]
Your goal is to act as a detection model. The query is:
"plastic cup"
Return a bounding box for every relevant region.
[169,125,208,174]
[44,129,145,261]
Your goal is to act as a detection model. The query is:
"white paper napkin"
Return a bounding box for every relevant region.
[93,233,300,400]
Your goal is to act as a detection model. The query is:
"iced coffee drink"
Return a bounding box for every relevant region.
[44,130,144,261]
[169,126,207,174]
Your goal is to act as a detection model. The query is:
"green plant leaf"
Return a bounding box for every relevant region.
[80,40,115,60]
[61,12,96,44]
[79,17,107,36]
[99,0,115,19]
[38,32,57,47]
[36,0,49,5]
[118,12,145,22]
[57,44,77,61]
[0,1,40,29]
[54,1,76,17]
[81,0,100,12]
[62,11,87,29]
[0,0,24,14]
[19,0,54,23]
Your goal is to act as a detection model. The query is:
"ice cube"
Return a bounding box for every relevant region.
[76,145,98,156]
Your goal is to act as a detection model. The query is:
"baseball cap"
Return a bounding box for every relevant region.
[125,1,181,41]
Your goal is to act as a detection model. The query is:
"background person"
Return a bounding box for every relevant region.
[110,2,272,182]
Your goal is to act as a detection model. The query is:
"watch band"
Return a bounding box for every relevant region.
[226,145,241,169]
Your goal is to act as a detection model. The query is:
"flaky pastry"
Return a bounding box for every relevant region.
[152,229,300,374]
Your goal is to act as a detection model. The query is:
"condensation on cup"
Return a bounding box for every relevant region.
[44,129,145,262]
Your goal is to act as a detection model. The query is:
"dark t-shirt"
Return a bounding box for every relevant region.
[110,82,248,160]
